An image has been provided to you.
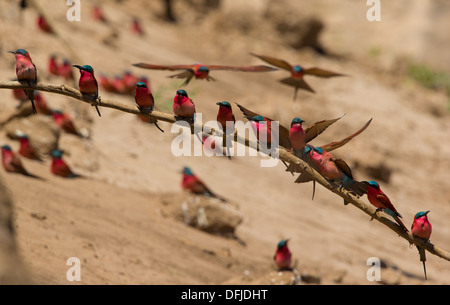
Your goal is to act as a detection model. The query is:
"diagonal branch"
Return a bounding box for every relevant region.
[0,80,449,263]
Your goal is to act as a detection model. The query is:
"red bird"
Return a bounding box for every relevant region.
[92,5,107,23]
[58,59,74,82]
[37,14,53,33]
[216,101,236,159]
[131,18,144,35]
[48,55,59,76]
[133,62,276,86]
[251,53,345,100]
[122,71,138,95]
[17,133,42,161]
[98,74,116,93]
[411,211,432,280]
[135,82,163,132]
[1,145,40,178]
[50,149,80,178]
[173,89,196,120]
[274,239,292,270]
[181,167,226,202]
[34,91,53,115]
[52,110,81,137]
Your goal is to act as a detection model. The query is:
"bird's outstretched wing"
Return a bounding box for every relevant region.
[304,115,345,144]
[168,70,195,86]
[304,67,346,78]
[234,102,291,149]
[250,53,292,71]
[132,63,195,71]
[206,65,277,72]
[320,118,372,152]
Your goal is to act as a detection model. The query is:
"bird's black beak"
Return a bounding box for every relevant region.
[72,65,82,70]
[216,102,221,106]
[425,211,430,215]
[8,50,17,55]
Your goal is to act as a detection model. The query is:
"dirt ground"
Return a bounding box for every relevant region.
[0,0,449,285]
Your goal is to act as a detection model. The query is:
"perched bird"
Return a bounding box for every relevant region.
[135,82,163,132]
[122,71,138,94]
[48,54,59,76]
[133,62,277,86]
[1,145,40,178]
[58,59,74,82]
[274,239,292,270]
[98,74,116,93]
[50,149,80,178]
[9,49,37,114]
[52,110,82,137]
[246,115,276,147]
[289,117,306,156]
[181,167,226,202]
[411,211,432,280]
[37,14,53,34]
[173,89,196,120]
[251,53,345,100]
[16,132,42,161]
[361,181,408,232]
[216,101,236,159]
[73,64,101,117]
[34,91,53,115]
[112,75,127,94]
[307,146,366,202]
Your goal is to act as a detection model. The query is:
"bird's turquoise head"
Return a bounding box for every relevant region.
[362,180,380,189]
[198,66,209,73]
[216,101,231,109]
[182,167,194,176]
[247,115,265,122]
[304,145,314,155]
[313,147,324,155]
[1,145,11,151]
[291,117,305,126]
[414,211,430,220]
[136,81,147,88]
[51,149,64,159]
[176,89,188,97]
[73,65,94,73]
[9,49,28,56]
[277,239,289,249]
[293,65,303,73]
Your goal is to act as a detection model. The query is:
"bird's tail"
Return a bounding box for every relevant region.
[168,71,194,87]
[95,105,102,117]
[383,208,409,232]
[416,246,427,280]
[279,77,315,99]
[25,89,37,114]
[154,121,164,133]
[25,172,44,180]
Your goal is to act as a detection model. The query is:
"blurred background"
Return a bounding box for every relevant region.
[0,0,449,284]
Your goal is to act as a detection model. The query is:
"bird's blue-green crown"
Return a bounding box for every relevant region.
[51,149,63,158]
[15,49,28,56]
[177,89,188,97]
[183,167,194,176]
[251,115,265,122]
[277,239,288,249]
[198,66,209,72]
[136,82,147,88]
[1,145,11,150]
[291,117,305,126]
[313,147,324,155]
[293,65,303,73]
[217,101,231,108]
[74,65,94,73]
[414,211,430,219]
[366,181,379,189]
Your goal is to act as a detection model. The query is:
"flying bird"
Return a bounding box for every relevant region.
[181,167,227,202]
[411,211,432,280]
[251,53,345,100]
[9,49,37,114]
[133,62,277,86]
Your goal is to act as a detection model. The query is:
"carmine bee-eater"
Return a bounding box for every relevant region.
[50,149,80,178]
[34,91,53,115]
[98,74,116,93]
[274,239,292,270]
[131,18,144,35]
[59,59,74,82]
[135,82,163,132]
[16,132,42,161]
[48,54,59,77]
[216,101,235,159]
[133,62,277,86]
[173,89,196,120]
[361,181,408,232]
[246,115,276,147]
[37,14,53,34]
[73,64,101,117]
[52,110,82,137]
[181,167,226,202]
[9,49,37,114]
[1,145,40,178]
[251,53,345,100]
[411,211,432,280]
[289,117,306,156]
[122,71,138,95]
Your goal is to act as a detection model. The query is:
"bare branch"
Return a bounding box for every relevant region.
[0,80,449,263]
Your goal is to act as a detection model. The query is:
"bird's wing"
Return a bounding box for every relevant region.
[132,63,195,71]
[376,194,401,217]
[234,102,291,149]
[304,67,346,78]
[250,53,292,71]
[206,65,277,72]
[168,70,195,86]
[279,77,315,93]
[304,115,345,144]
[11,154,28,175]
[333,158,353,179]
[320,118,372,152]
